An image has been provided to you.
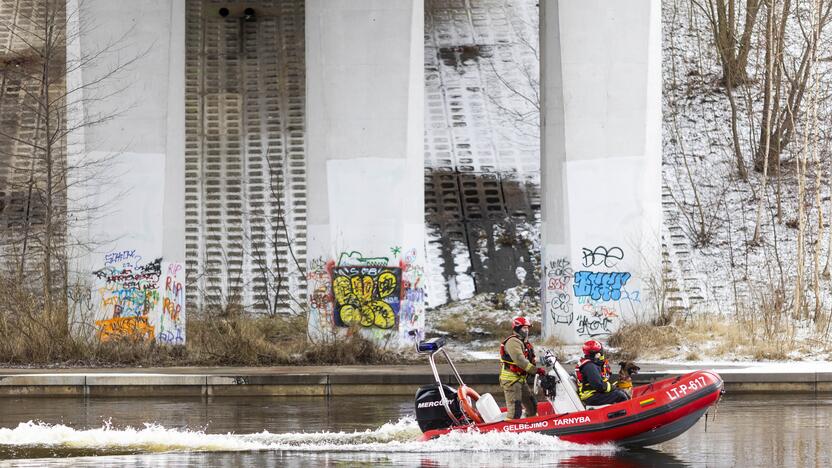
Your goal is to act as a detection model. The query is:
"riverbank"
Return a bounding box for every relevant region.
[0,361,829,397]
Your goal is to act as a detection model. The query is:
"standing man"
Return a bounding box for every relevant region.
[575,340,629,405]
[499,316,546,420]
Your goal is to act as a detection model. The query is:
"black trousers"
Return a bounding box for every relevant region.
[584,389,629,406]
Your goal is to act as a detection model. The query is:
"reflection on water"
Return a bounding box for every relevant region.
[2,450,690,468]
[0,394,828,467]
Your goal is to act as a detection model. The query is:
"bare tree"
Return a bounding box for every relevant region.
[484,22,540,146]
[694,0,759,179]
[0,0,145,343]
[697,0,764,86]
[755,0,832,173]
[0,0,69,330]
[245,150,307,317]
[751,0,777,244]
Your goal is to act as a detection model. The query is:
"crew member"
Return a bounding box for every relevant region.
[499,316,546,420]
[575,340,629,405]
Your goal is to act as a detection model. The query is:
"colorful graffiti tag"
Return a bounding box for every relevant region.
[307,257,334,334]
[91,251,186,344]
[337,251,389,267]
[95,315,155,340]
[306,248,425,343]
[545,245,640,340]
[158,262,186,344]
[93,256,162,341]
[570,245,635,339]
[545,257,574,325]
[332,266,401,330]
[400,247,425,342]
[573,271,631,301]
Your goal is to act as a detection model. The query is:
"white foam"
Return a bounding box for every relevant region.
[0,418,617,454]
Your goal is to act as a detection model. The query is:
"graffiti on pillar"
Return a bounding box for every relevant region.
[158,262,186,344]
[571,245,637,339]
[93,254,161,341]
[95,315,155,341]
[400,247,425,342]
[332,266,401,329]
[90,252,186,344]
[545,257,574,325]
[573,271,631,301]
[575,293,620,337]
[575,314,614,337]
[337,251,389,267]
[307,257,335,334]
[580,246,624,268]
[306,248,425,342]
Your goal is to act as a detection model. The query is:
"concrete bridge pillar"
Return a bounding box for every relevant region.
[540,1,662,343]
[305,0,426,345]
[66,0,186,344]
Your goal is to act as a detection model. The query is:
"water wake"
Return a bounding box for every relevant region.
[0,418,617,455]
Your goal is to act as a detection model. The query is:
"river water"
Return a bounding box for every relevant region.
[0,393,828,467]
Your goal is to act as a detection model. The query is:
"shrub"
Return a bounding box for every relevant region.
[0,270,414,367]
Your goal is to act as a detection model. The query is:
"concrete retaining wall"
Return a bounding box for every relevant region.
[0,371,828,397]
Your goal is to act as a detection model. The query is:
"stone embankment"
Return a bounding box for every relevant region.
[0,362,828,397]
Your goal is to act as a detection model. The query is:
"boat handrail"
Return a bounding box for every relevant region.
[418,338,467,425]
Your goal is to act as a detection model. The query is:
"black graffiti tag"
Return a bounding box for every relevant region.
[550,292,573,325]
[581,246,624,268]
[576,314,613,337]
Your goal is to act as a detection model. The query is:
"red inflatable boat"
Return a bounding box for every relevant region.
[414,338,724,447]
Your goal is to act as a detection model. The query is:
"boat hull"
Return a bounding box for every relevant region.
[421,370,723,447]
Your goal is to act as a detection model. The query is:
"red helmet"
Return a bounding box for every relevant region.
[582,339,603,356]
[512,316,531,328]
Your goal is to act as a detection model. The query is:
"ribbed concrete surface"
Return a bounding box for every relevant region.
[184,0,307,313]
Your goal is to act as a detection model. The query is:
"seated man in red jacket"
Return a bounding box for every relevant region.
[575,340,629,406]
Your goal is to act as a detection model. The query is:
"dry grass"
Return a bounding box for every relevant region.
[188,316,405,366]
[608,323,682,361]
[434,312,512,341]
[428,287,541,348]
[0,274,414,367]
[187,315,305,365]
[537,334,565,349]
[609,312,829,361]
[0,274,78,364]
[534,334,570,362]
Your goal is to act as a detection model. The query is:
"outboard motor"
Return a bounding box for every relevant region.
[415,383,462,432]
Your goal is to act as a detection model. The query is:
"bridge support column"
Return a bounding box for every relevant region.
[305,0,425,345]
[540,1,662,343]
[66,0,186,344]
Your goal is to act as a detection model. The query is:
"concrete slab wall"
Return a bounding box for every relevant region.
[65,0,186,344]
[541,0,662,343]
[305,0,426,346]
[0,369,826,397]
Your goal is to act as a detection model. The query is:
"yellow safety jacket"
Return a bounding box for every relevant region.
[499,334,536,384]
[575,358,613,401]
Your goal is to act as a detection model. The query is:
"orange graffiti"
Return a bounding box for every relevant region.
[95,315,155,342]
[162,298,181,321]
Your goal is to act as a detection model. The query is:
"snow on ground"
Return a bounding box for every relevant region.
[660,0,832,361]
[644,360,832,374]
[425,286,540,360]
[428,0,832,363]
[663,0,832,319]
